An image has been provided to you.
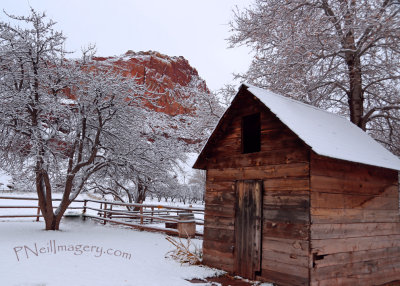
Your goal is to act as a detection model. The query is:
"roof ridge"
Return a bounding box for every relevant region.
[195,84,400,171]
[244,83,349,122]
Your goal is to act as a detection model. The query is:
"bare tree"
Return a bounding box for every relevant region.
[88,116,188,208]
[229,0,400,153]
[188,169,206,203]
[89,76,224,205]
[0,9,151,230]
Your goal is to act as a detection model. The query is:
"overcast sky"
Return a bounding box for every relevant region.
[1,0,253,91]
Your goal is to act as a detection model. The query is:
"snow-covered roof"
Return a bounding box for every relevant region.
[244,84,400,171]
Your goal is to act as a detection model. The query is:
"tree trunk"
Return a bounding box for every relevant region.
[133,180,147,211]
[41,204,68,230]
[36,170,55,230]
[36,170,72,230]
[44,214,57,230]
[343,18,365,130]
[346,53,364,129]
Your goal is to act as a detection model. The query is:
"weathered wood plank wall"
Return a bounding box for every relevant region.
[310,154,400,286]
[199,89,400,286]
[202,93,311,285]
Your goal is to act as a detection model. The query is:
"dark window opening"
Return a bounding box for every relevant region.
[242,113,261,154]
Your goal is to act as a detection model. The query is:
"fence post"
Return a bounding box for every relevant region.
[109,204,113,220]
[103,203,107,225]
[36,200,40,222]
[140,202,143,225]
[82,200,87,220]
[151,206,154,223]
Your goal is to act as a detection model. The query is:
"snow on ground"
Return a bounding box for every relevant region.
[142,196,204,208]
[0,169,12,189]
[0,219,222,286]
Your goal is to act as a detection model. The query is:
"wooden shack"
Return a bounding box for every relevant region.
[193,84,400,286]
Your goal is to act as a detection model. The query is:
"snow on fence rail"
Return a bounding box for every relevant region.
[0,196,84,221]
[0,196,204,237]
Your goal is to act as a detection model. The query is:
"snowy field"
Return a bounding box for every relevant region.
[0,219,221,286]
[0,194,274,286]
[0,193,215,285]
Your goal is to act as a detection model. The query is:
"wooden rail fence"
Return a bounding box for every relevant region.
[0,196,204,237]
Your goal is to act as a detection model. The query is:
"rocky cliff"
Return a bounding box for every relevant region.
[92,50,209,116]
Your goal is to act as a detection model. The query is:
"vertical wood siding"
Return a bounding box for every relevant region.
[234,180,262,279]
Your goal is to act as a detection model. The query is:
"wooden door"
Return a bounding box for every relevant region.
[234,180,263,280]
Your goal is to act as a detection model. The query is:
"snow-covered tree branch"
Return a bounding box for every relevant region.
[0,9,160,230]
[229,0,400,154]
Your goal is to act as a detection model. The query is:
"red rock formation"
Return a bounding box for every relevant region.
[92,50,209,116]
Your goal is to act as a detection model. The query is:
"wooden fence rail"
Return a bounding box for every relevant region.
[0,195,204,237]
[0,196,85,221]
